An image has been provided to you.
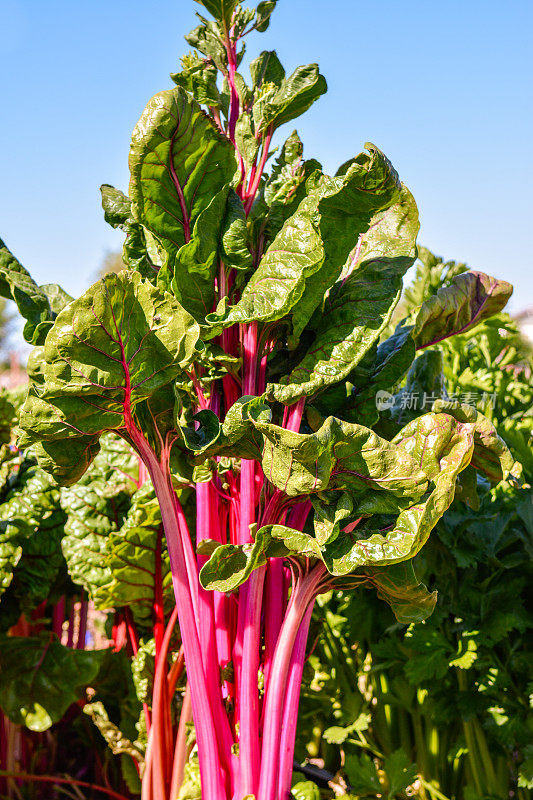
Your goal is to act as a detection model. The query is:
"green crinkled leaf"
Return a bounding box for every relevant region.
[252,412,429,500]
[60,460,133,605]
[247,133,322,265]
[311,323,415,429]
[171,52,220,107]
[29,433,102,487]
[432,399,516,483]
[253,63,327,134]
[250,50,285,89]
[162,186,250,323]
[268,186,419,403]
[0,464,65,604]
[312,491,354,546]
[129,87,237,272]
[207,144,401,341]
[163,185,231,320]
[187,395,267,460]
[185,21,228,74]
[322,413,474,573]
[18,271,199,480]
[241,414,471,580]
[221,189,253,271]
[199,536,266,592]
[103,483,173,626]
[413,270,512,349]
[0,633,105,731]
[100,184,132,229]
[254,1,277,33]
[362,561,437,623]
[0,238,72,345]
[180,409,222,454]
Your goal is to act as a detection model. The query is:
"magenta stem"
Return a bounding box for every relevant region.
[263,558,286,691]
[130,429,227,800]
[258,563,326,800]
[236,567,266,797]
[277,602,315,799]
[244,128,273,214]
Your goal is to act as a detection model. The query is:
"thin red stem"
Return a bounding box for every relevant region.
[0,772,129,800]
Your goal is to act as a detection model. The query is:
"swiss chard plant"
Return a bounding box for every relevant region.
[0,3,519,799]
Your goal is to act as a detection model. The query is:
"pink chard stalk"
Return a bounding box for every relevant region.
[4,1,516,798]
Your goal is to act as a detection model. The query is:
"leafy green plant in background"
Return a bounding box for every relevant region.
[295,249,532,800]
[0,2,523,799]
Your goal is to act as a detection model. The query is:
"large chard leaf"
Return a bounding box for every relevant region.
[18,271,199,481]
[432,399,516,483]
[267,186,419,403]
[413,270,512,349]
[129,87,236,276]
[252,411,429,501]
[102,483,173,627]
[0,238,72,345]
[0,633,105,731]
[310,413,472,571]
[316,412,476,574]
[207,145,401,338]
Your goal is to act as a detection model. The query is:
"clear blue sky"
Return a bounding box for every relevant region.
[1,0,532,321]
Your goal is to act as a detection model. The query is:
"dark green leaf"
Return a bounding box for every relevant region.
[268,186,419,403]
[103,484,173,626]
[0,238,54,345]
[18,271,199,480]
[129,87,237,272]
[0,633,105,731]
